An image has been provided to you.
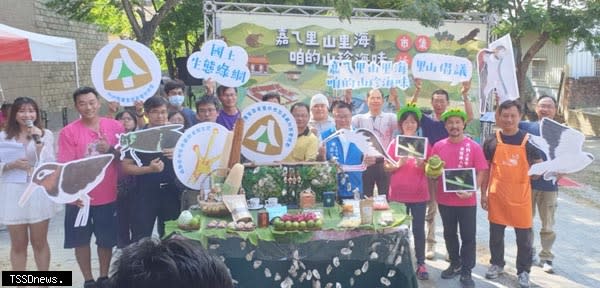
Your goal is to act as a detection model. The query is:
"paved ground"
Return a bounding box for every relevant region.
[2,139,600,287]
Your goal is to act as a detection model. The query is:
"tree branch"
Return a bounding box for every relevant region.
[121,0,142,39]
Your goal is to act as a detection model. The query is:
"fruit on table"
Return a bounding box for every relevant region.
[177,210,193,225]
[275,212,322,231]
[425,155,445,178]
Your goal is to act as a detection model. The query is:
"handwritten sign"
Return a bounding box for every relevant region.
[326,60,410,90]
[411,53,472,85]
[91,40,161,105]
[187,39,250,87]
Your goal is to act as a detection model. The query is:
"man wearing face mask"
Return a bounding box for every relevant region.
[164,80,198,126]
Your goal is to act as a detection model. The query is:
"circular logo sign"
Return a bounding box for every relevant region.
[395,35,412,52]
[173,122,230,190]
[91,40,161,106]
[414,35,432,52]
[241,102,297,163]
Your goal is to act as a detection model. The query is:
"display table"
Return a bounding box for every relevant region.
[165,203,418,288]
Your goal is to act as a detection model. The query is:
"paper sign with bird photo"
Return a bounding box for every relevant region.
[527,118,594,183]
[443,168,476,192]
[115,124,183,166]
[394,135,428,159]
[18,154,115,227]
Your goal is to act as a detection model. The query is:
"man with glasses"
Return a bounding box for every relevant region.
[351,88,397,197]
[122,96,182,242]
[216,86,240,130]
[518,95,559,273]
[321,101,374,199]
[195,96,219,123]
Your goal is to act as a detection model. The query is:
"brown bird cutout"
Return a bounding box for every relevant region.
[18,154,114,227]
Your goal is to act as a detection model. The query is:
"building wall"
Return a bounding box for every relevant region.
[566,76,600,109]
[568,50,596,79]
[520,32,567,98]
[0,0,108,130]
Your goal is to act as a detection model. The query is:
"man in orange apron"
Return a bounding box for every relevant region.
[482,100,542,288]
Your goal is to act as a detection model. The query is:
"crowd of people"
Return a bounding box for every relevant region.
[0,77,562,288]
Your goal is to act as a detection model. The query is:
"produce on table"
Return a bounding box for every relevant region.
[207,219,229,229]
[273,212,322,231]
[177,211,201,230]
[227,221,255,231]
[337,218,361,228]
[177,210,194,226]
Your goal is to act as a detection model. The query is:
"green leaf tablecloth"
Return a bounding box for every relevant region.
[165,202,418,288]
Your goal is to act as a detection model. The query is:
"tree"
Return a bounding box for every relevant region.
[46,0,181,46]
[488,0,600,108]
[338,0,600,108]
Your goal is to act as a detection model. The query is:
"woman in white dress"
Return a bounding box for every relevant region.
[0,97,60,271]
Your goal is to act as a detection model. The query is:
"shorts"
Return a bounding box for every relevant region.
[64,202,117,249]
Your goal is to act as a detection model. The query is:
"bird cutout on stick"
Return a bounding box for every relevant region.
[115,124,183,166]
[528,118,594,184]
[18,154,115,227]
[322,128,397,166]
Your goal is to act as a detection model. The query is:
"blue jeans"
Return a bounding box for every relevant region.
[406,202,427,264]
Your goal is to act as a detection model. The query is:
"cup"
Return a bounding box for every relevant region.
[247,197,260,208]
[266,197,278,206]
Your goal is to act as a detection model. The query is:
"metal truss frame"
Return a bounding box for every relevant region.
[203,1,491,41]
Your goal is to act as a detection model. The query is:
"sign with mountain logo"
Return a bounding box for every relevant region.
[240,102,297,163]
[91,40,161,106]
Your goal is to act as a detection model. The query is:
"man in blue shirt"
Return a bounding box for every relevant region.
[518,95,559,274]
[321,101,374,199]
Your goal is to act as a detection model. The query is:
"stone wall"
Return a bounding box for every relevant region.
[0,0,108,130]
[565,76,600,109]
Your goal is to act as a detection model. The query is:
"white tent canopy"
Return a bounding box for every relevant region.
[0,23,80,101]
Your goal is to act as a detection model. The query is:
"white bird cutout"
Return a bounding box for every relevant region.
[322,128,397,166]
[527,118,594,184]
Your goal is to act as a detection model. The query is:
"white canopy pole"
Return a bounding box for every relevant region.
[0,81,5,103]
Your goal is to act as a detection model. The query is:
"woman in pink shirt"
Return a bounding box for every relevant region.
[385,103,431,280]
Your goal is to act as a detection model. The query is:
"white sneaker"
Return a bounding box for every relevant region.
[485,265,504,279]
[518,272,530,288]
[542,261,554,274]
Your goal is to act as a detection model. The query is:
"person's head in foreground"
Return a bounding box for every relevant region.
[108,237,233,288]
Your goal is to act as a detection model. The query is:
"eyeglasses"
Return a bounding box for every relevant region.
[198,108,217,114]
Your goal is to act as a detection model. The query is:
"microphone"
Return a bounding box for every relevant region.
[25,120,42,144]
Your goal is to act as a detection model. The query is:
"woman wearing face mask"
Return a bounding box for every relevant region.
[164,80,198,126]
[0,97,61,271]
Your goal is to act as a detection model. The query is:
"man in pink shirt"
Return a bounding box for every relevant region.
[430,108,488,288]
[58,86,124,288]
